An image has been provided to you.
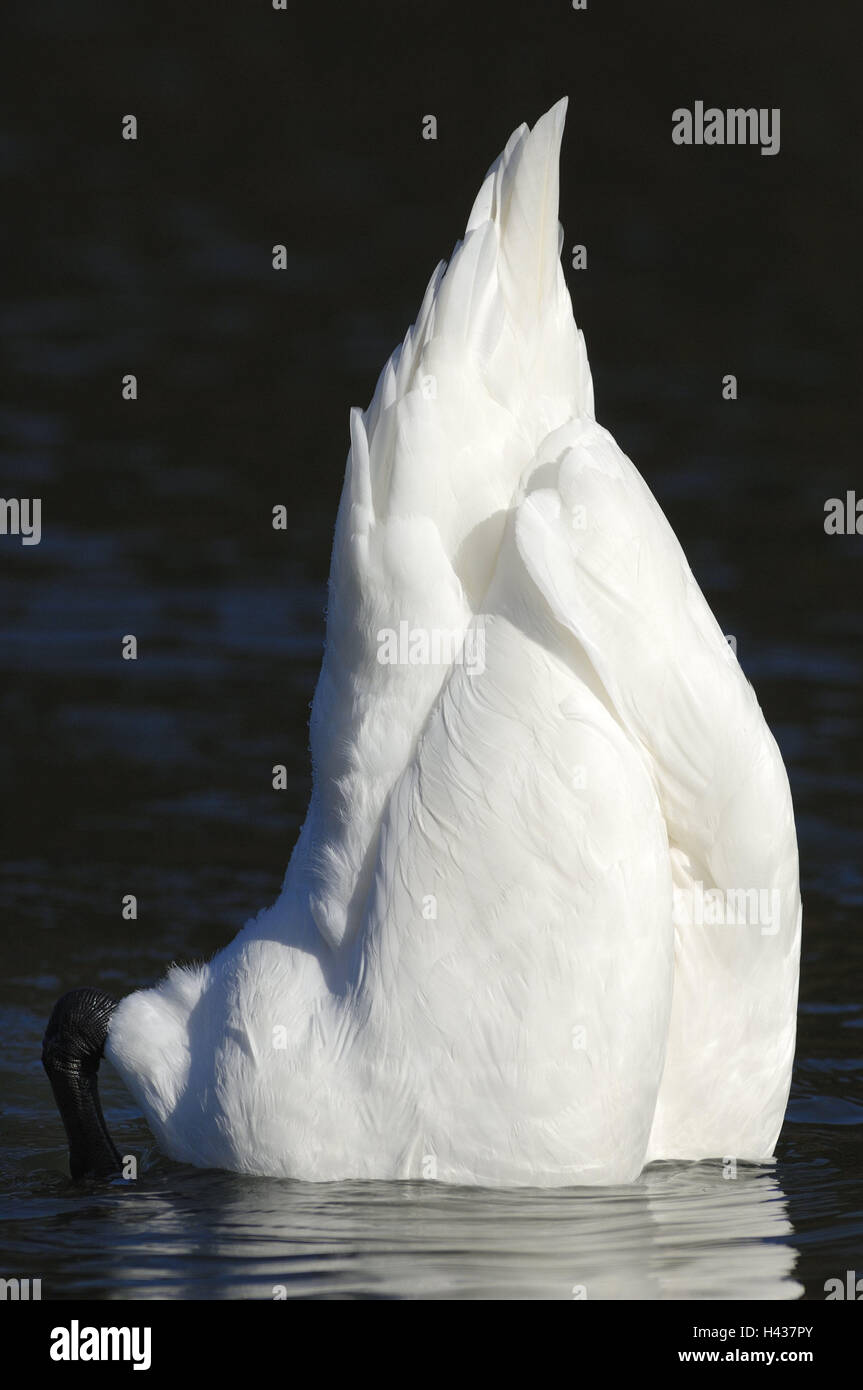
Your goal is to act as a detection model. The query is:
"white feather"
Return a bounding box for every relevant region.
[106,100,801,1184]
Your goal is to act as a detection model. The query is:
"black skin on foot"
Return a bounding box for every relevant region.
[42,988,122,1180]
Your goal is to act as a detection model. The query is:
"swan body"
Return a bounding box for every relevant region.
[105,100,801,1185]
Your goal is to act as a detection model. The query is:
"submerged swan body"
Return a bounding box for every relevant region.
[99,100,800,1185]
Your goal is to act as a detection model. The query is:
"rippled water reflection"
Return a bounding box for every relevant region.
[4,1159,803,1301]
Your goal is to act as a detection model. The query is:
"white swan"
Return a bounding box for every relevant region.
[46,99,801,1186]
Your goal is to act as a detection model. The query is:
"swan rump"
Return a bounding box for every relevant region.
[106,99,801,1185]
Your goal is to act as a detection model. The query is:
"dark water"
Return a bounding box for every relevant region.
[1,1,860,1300]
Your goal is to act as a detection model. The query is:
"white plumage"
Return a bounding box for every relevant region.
[106,99,801,1185]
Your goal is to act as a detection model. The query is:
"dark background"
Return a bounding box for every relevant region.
[0,0,860,1301]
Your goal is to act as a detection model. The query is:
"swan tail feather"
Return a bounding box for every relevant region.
[293,101,595,952]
